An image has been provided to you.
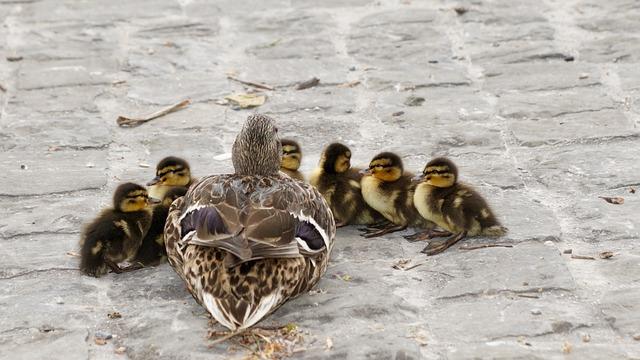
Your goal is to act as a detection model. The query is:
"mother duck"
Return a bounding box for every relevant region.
[164,114,336,330]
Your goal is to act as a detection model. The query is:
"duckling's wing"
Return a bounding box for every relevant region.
[175,175,335,265]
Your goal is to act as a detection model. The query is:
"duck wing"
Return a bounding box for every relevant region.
[173,174,334,266]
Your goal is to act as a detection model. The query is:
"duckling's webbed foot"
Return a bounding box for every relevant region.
[404,229,453,242]
[105,259,123,274]
[358,219,391,232]
[362,224,407,238]
[120,262,144,272]
[421,231,467,255]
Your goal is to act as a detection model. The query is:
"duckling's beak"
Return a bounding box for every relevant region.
[147,176,161,186]
[360,168,372,175]
[412,174,426,183]
[148,197,161,204]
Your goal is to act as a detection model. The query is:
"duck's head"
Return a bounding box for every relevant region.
[232,114,281,176]
[114,183,159,212]
[362,152,403,182]
[413,157,458,188]
[147,157,191,187]
[319,142,352,174]
[281,139,302,171]
[162,186,188,207]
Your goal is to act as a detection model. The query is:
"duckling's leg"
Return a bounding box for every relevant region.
[105,259,123,274]
[358,219,391,232]
[362,224,407,238]
[335,221,349,228]
[404,229,453,242]
[119,263,144,272]
[421,231,467,255]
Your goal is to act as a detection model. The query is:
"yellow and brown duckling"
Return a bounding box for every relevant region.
[164,114,335,331]
[147,156,194,200]
[134,186,188,266]
[360,152,431,237]
[409,157,507,255]
[280,139,304,181]
[309,142,384,227]
[79,183,157,277]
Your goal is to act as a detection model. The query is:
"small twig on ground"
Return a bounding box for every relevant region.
[227,76,274,91]
[117,99,191,128]
[296,77,320,90]
[208,329,249,346]
[66,251,80,257]
[459,244,513,251]
[599,196,624,205]
[517,294,540,299]
[571,254,596,260]
[0,83,6,92]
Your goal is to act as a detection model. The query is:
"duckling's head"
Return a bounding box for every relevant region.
[162,187,187,207]
[114,183,158,212]
[232,114,281,176]
[416,157,458,188]
[363,152,403,182]
[147,157,191,187]
[281,139,302,171]
[319,142,352,174]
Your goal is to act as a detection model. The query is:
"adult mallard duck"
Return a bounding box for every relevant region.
[164,114,336,331]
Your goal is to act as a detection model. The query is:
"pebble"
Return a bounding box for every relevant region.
[530,309,542,315]
[633,333,640,341]
[404,96,425,107]
[95,331,113,340]
[581,333,591,343]
[54,297,64,304]
[348,65,356,71]
[115,346,127,354]
[563,249,573,254]
[544,240,554,246]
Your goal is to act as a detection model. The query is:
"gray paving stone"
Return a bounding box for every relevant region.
[2,0,640,358]
[0,149,107,196]
[434,242,575,299]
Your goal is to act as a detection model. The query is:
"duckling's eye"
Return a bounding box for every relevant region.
[273,127,278,133]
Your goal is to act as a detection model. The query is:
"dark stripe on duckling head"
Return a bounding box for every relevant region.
[113,182,147,209]
[156,156,190,173]
[425,157,458,181]
[370,152,403,172]
[180,207,227,239]
[295,221,325,250]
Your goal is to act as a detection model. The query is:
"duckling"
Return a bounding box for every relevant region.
[280,139,304,181]
[409,157,507,255]
[147,156,194,200]
[134,186,188,266]
[164,114,335,331]
[309,142,383,227]
[360,152,431,237]
[79,183,157,277]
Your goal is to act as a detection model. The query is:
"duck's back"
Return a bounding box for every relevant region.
[164,174,335,330]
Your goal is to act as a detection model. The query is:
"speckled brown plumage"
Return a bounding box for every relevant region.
[164,114,335,331]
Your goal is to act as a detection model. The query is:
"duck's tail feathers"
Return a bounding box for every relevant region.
[201,291,283,331]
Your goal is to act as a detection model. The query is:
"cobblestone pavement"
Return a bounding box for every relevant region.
[1,0,640,359]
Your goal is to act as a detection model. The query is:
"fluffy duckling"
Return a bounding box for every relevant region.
[147,156,194,200]
[360,152,430,237]
[309,142,383,227]
[79,183,157,277]
[280,139,304,181]
[409,157,507,255]
[134,186,188,266]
